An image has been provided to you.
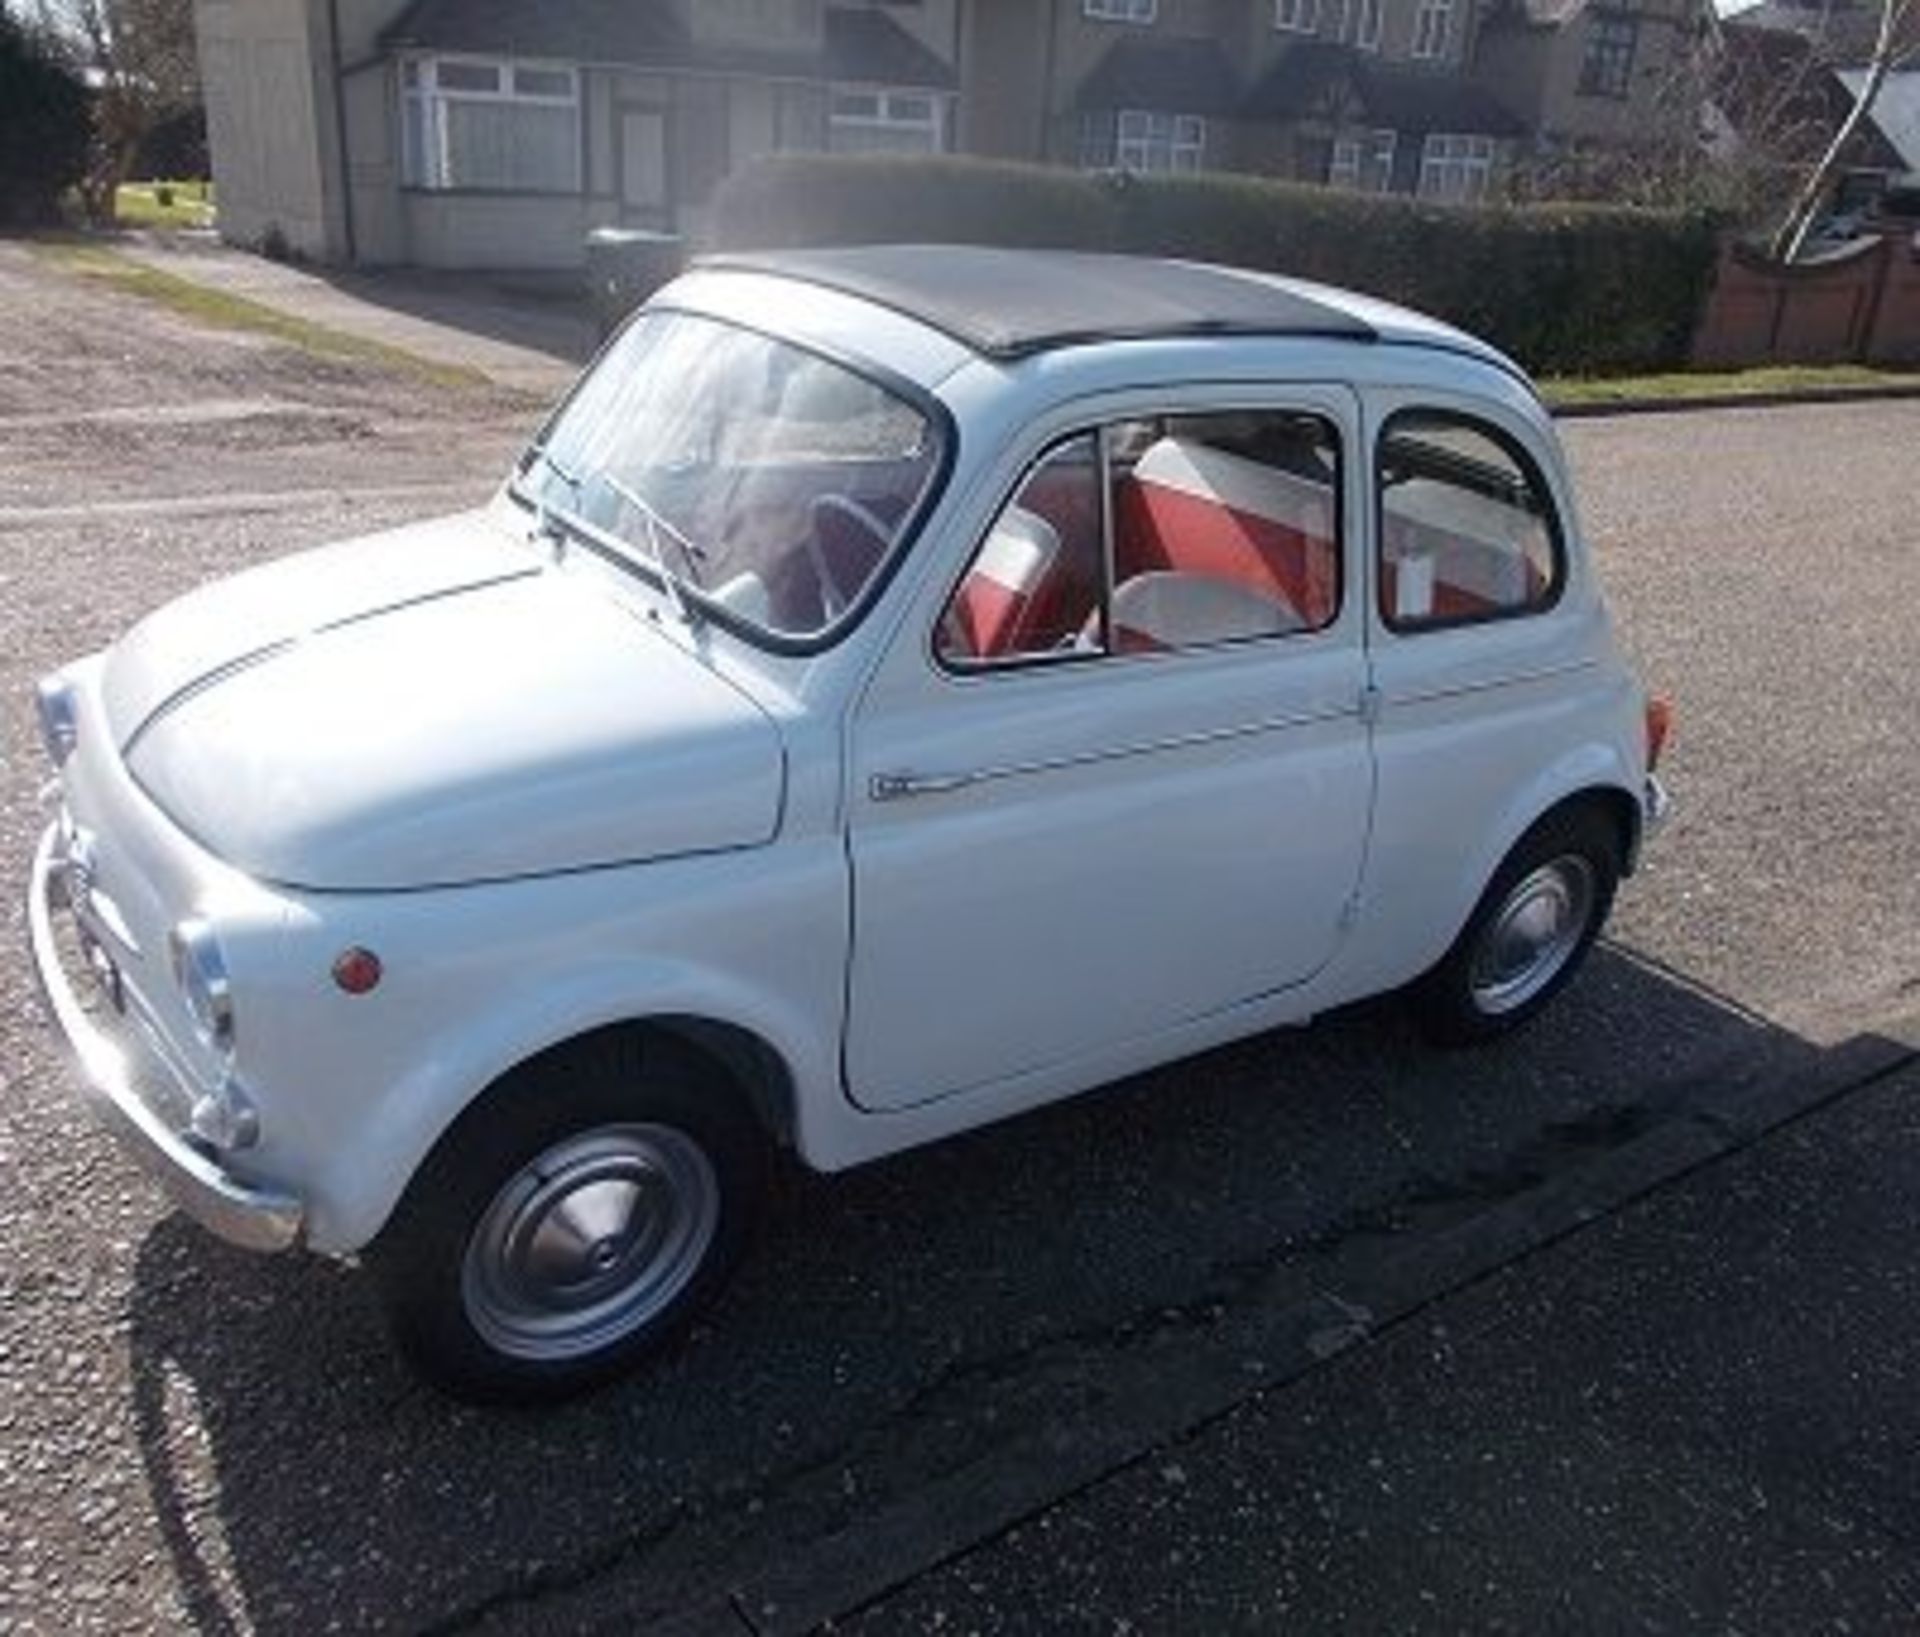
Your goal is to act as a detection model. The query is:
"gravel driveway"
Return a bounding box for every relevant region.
[1,240,1915,1632]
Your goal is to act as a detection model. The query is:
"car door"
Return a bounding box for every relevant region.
[1358,389,1616,967]
[843,389,1375,1112]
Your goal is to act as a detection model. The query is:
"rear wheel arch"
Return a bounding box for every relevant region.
[1412,793,1627,1045]
[1557,783,1641,877]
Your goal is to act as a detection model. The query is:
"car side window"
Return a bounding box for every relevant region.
[1377,410,1562,630]
[937,433,1106,667]
[1108,411,1340,652]
[936,410,1342,667]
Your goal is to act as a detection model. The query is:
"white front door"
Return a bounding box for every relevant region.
[844,401,1374,1111]
[619,108,668,219]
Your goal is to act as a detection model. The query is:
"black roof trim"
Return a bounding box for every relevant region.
[824,8,956,90]
[384,0,691,65]
[383,0,953,87]
[697,247,1377,360]
[1245,42,1525,137]
[1074,34,1243,116]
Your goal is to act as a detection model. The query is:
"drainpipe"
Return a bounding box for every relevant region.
[1041,0,1061,162]
[952,0,965,152]
[326,0,360,265]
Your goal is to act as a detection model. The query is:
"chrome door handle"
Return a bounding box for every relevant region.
[870,770,976,802]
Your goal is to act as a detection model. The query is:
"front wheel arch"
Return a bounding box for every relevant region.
[367,1022,774,1402]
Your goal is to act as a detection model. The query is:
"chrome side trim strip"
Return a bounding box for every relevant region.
[869,700,1359,801]
[1379,656,1600,710]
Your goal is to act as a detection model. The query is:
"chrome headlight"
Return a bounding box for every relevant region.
[169,917,235,1054]
[35,675,78,768]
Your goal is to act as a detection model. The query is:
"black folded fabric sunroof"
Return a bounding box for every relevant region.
[701,247,1377,360]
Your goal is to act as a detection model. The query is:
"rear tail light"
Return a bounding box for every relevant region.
[1644,695,1673,773]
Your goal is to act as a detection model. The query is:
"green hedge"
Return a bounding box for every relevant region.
[708,155,1720,377]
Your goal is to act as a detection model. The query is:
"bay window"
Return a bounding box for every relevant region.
[1111,109,1206,174]
[401,56,581,193]
[1330,128,1396,192]
[829,88,946,154]
[1418,133,1494,202]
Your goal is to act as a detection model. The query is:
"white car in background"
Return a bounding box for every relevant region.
[29,247,1669,1401]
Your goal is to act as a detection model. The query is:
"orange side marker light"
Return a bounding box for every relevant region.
[1644,696,1673,773]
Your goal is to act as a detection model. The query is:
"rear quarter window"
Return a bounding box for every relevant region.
[1377,410,1563,631]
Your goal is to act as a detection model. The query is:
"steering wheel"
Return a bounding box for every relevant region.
[806,494,892,622]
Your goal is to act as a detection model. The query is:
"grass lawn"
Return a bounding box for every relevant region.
[31,240,487,390]
[114,180,217,231]
[1542,363,1920,410]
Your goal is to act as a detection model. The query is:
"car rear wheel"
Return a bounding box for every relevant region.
[1411,806,1620,1046]
[369,1033,766,1404]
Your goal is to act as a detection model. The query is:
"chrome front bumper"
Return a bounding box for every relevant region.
[1644,773,1672,838]
[1629,774,1672,874]
[26,823,304,1253]
[1645,774,1672,833]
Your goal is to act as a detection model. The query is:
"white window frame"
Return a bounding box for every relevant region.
[1332,127,1397,191]
[828,86,947,154]
[1355,0,1384,49]
[1366,126,1397,191]
[1418,132,1494,202]
[1084,0,1157,19]
[1578,12,1639,98]
[400,54,581,193]
[1112,108,1206,174]
[1274,0,1321,32]
[1329,136,1363,189]
[1410,0,1454,59]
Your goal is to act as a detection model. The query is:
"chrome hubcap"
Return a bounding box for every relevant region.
[462,1124,719,1363]
[1468,856,1596,1015]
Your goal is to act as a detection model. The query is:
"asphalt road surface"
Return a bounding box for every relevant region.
[1,242,1915,1632]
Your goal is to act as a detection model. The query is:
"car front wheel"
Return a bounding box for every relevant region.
[1411,805,1621,1046]
[369,1033,767,1403]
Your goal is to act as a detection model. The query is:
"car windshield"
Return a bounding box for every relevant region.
[513,310,943,646]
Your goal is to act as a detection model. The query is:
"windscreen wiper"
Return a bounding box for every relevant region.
[520,444,585,552]
[600,472,705,632]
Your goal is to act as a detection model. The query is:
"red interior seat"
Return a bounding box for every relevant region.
[947,506,1062,659]
[1114,439,1338,629]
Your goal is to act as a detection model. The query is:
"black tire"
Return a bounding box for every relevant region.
[1410,804,1621,1047]
[368,1031,767,1405]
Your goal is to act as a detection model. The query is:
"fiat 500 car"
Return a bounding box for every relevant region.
[28,247,1670,1401]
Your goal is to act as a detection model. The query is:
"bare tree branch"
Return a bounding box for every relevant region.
[1772,0,1917,260]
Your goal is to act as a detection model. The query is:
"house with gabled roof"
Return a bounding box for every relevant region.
[194,0,958,268]
[193,0,1722,271]
[1473,0,1714,170]
[961,0,1529,201]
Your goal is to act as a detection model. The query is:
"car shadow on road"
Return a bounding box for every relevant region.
[119,945,1910,1632]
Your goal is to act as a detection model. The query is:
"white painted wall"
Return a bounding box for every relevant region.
[403,193,590,271]
[195,0,334,256]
